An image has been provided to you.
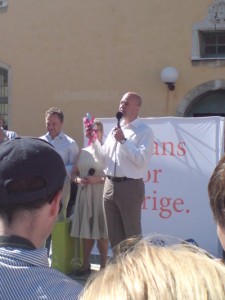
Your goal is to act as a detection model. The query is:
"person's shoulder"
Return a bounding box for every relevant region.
[38,267,83,298]
[135,119,152,130]
[135,119,154,139]
[39,133,48,140]
[5,130,17,139]
[0,252,83,300]
[61,132,75,143]
[81,146,94,155]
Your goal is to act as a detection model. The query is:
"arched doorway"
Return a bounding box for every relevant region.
[185,89,225,117]
[176,80,225,117]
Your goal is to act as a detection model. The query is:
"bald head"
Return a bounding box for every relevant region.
[119,92,142,123]
[122,92,142,107]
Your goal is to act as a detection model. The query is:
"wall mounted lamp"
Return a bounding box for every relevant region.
[160,66,179,91]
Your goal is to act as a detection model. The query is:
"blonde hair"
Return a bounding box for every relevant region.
[81,237,225,300]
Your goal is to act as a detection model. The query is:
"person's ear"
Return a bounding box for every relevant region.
[49,190,62,217]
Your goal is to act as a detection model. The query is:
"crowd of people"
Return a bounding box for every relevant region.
[0,91,225,299]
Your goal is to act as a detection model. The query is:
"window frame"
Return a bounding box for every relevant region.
[200,30,225,58]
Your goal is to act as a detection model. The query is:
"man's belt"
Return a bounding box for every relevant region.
[107,176,134,182]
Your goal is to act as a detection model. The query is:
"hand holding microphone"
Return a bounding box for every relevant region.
[80,168,96,189]
[87,168,95,176]
[114,111,126,143]
[116,111,123,128]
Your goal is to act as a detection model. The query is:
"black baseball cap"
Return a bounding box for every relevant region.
[0,137,66,204]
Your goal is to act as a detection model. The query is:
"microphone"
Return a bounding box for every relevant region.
[88,168,95,176]
[81,168,95,191]
[116,111,123,128]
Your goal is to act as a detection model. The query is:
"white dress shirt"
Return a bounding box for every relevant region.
[92,118,154,179]
[40,131,79,178]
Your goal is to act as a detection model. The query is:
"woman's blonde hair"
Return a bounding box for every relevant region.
[80,237,225,300]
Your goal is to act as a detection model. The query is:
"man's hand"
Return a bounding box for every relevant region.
[113,127,125,143]
[85,124,96,143]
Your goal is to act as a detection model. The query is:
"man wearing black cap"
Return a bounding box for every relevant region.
[0,137,82,299]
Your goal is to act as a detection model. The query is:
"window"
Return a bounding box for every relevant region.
[192,0,225,61]
[200,31,225,58]
[0,68,8,129]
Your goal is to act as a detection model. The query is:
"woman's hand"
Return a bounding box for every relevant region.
[75,176,88,187]
[75,175,105,185]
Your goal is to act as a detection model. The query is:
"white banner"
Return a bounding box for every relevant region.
[86,116,224,257]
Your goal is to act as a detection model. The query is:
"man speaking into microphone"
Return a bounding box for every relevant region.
[86,92,154,251]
